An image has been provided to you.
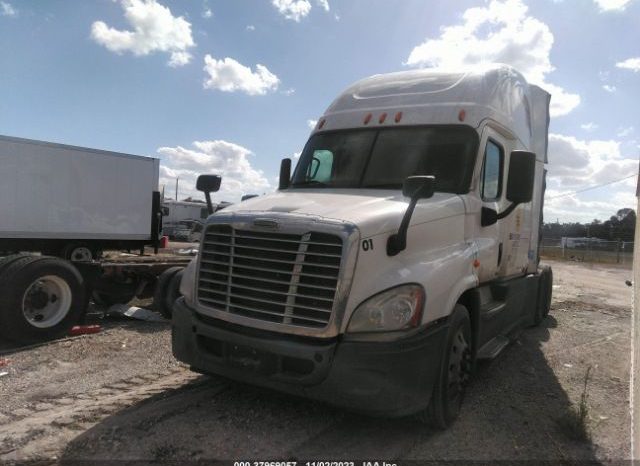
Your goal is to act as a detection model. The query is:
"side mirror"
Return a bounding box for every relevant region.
[279,158,292,190]
[506,151,536,204]
[196,174,222,215]
[402,176,436,199]
[388,175,436,256]
[196,175,222,193]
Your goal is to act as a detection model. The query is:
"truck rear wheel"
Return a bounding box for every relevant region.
[153,266,183,319]
[418,304,472,428]
[0,256,86,343]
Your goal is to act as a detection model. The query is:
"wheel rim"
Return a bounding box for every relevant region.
[70,247,92,262]
[447,329,472,402]
[22,275,73,328]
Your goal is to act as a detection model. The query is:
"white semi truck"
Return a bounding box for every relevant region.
[172,65,554,427]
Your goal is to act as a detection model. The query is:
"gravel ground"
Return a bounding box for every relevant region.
[0,259,632,462]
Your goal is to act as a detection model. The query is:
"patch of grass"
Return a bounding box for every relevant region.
[556,366,592,442]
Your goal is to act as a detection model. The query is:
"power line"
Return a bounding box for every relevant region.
[547,173,638,200]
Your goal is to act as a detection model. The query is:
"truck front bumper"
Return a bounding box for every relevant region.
[172,297,448,417]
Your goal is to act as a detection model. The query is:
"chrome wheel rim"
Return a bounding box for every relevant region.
[22,275,72,328]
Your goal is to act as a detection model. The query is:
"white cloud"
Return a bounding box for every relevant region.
[246,25,256,31]
[617,126,634,137]
[603,84,617,93]
[316,0,330,11]
[405,0,580,117]
[581,122,598,131]
[292,151,302,159]
[0,1,16,16]
[593,0,634,11]
[272,0,312,21]
[281,88,296,96]
[545,133,638,221]
[91,0,195,67]
[203,55,280,95]
[202,8,213,19]
[307,119,318,129]
[158,140,271,201]
[616,57,640,72]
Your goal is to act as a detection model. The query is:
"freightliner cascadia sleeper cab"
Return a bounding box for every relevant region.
[172,65,554,427]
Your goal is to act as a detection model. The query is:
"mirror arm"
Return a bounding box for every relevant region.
[204,191,214,215]
[387,196,419,257]
[496,202,519,220]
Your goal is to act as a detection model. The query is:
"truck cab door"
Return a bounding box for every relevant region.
[475,130,506,283]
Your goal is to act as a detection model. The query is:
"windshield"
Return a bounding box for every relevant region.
[291,126,478,194]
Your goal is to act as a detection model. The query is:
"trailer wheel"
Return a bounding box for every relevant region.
[0,256,86,343]
[417,304,472,429]
[153,266,183,319]
[533,266,553,326]
[61,243,98,262]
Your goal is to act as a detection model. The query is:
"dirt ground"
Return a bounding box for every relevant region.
[0,259,632,463]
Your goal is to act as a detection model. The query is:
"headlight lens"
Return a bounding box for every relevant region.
[179,257,197,305]
[347,284,425,333]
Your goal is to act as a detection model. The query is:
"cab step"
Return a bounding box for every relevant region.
[476,335,510,359]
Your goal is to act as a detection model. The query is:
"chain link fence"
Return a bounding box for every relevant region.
[540,237,634,266]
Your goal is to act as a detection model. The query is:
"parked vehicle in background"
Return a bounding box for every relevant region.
[0,135,223,344]
[173,65,553,427]
[188,221,204,243]
[0,135,162,260]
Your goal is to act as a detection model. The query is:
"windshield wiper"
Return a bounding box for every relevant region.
[290,180,330,188]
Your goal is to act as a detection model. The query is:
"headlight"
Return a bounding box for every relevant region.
[347,284,425,333]
[179,257,198,305]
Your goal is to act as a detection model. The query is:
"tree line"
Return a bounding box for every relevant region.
[542,208,636,242]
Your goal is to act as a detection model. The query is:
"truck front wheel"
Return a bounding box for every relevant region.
[418,304,472,428]
[0,256,87,343]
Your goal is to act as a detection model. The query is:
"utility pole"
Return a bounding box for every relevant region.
[175,177,179,201]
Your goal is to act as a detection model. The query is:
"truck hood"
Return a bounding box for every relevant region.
[220,189,465,238]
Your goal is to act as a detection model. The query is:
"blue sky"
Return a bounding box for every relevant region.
[0,0,638,222]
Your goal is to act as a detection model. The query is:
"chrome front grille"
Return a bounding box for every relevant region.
[197,225,343,328]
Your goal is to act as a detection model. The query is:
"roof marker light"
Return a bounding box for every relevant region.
[318,118,326,129]
[458,109,466,122]
[379,112,387,124]
[363,113,372,125]
[395,111,403,123]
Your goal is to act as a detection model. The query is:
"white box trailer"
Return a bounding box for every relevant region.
[0,135,162,260]
[173,64,554,428]
[0,136,216,344]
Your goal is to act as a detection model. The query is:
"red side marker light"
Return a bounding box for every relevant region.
[473,259,480,268]
[363,113,372,125]
[395,111,403,123]
[69,325,102,336]
[458,109,466,122]
[378,112,387,124]
[318,118,326,129]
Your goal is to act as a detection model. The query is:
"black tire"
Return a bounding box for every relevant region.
[163,269,184,319]
[533,266,553,326]
[153,266,183,318]
[418,304,472,428]
[61,243,98,262]
[0,253,34,276]
[0,256,86,343]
